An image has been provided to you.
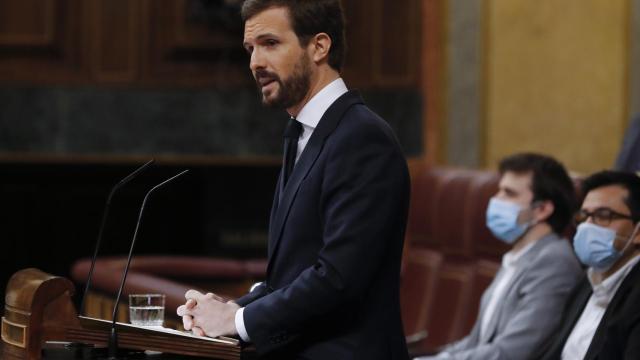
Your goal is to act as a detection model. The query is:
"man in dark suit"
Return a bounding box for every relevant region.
[537,171,640,360]
[177,1,411,359]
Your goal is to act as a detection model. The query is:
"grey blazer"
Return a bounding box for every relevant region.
[418,233,582,360]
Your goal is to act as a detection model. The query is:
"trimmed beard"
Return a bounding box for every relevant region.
[255,52,312,109]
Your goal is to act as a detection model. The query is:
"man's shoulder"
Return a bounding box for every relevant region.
[314,90,387,139]
[320,91,405,164]
[534,234,575,257]
[335,101,396,141]
[528,235,582,273]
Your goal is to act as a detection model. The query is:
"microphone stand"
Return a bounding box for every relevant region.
[106,170,189,360]
[80,159,155,316]
[66,160,154,355]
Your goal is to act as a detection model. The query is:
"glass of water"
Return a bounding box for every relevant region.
[128,294,165,327]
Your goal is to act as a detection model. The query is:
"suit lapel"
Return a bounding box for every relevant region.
[557,282,592,355]
[267,91,364,266]
[480,235,555,343]
[278,150,286,204]
[268,173,283,257]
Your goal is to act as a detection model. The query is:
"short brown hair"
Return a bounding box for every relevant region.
[499,153,578,234]
[241,0,346,72]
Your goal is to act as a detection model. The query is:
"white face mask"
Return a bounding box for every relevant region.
[486,197,533,244]
[573,222,640,271]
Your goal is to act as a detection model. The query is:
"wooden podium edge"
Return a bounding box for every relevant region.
[2,269,245,360]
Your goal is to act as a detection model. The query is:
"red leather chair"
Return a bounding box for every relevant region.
[400,248,443,339]
[403,166,504,353]
[462,259,500,335]
[423,261,475,350]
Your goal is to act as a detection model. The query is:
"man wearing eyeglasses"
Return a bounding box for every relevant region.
[537,170,640,360]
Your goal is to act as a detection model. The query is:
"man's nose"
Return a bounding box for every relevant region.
[250,48,266,72]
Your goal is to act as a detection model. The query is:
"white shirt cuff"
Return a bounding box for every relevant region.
[235,307,251,342]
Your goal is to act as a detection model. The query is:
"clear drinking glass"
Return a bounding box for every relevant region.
[128,294,165,327]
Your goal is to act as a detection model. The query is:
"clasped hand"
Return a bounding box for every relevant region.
[176,289,240,338]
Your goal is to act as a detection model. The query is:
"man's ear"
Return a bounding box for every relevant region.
[535,200,555,223]
[309,33,332,64]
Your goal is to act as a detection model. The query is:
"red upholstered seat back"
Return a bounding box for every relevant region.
[403,166,505,353]
[402,165,581,354]
[400,248,443,336]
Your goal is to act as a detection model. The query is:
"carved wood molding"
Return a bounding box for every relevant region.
[0,0,425,89]
[89,0,141,83]
[422,0,446,164]
[0,0,56,46]
[0,0,89,83]
[371,0,420,87]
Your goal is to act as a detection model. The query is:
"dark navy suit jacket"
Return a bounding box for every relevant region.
[236,90,410,360]
[536,261,640,360]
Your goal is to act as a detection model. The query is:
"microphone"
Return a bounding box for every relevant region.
[107,170,190,359]
[79,160,155,316]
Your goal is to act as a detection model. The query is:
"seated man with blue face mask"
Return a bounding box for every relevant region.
[416,153,583,360]
[536,171,640,360]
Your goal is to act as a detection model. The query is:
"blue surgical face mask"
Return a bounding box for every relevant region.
[486,197,532,244]
[573,222,637,271]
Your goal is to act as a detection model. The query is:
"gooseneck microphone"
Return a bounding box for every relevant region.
[80,159,155,316]
[107,170,190,359]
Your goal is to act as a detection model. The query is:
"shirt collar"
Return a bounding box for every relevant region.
[294,78,348,130]
[588,254,640,307]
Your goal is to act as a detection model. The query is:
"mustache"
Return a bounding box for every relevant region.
[254,69,280,85]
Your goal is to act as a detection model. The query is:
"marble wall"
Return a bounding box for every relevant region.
[446,0,483,168]
[0,86,423,158]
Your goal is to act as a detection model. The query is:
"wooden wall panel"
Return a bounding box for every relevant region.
[90,0,140,82]
[341,0,373,87]
[372,0,420,87]
[0,0,88,83]
[422,0,446,165]
[0,0,55,45]
[140,0,250,87]
[172,0,238,49]
[343,0,421,89]
[0,0,422,89]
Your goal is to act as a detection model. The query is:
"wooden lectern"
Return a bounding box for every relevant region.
[2,269,244,360]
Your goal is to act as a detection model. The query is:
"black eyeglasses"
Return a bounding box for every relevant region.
[574,208,633,226]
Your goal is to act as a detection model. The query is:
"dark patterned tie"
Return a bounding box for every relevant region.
[282,117,302,186]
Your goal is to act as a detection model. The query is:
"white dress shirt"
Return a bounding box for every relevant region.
[294,78,348,162]
[479,240,537,340]
[234,78,348,342]
[561,255,640,360]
